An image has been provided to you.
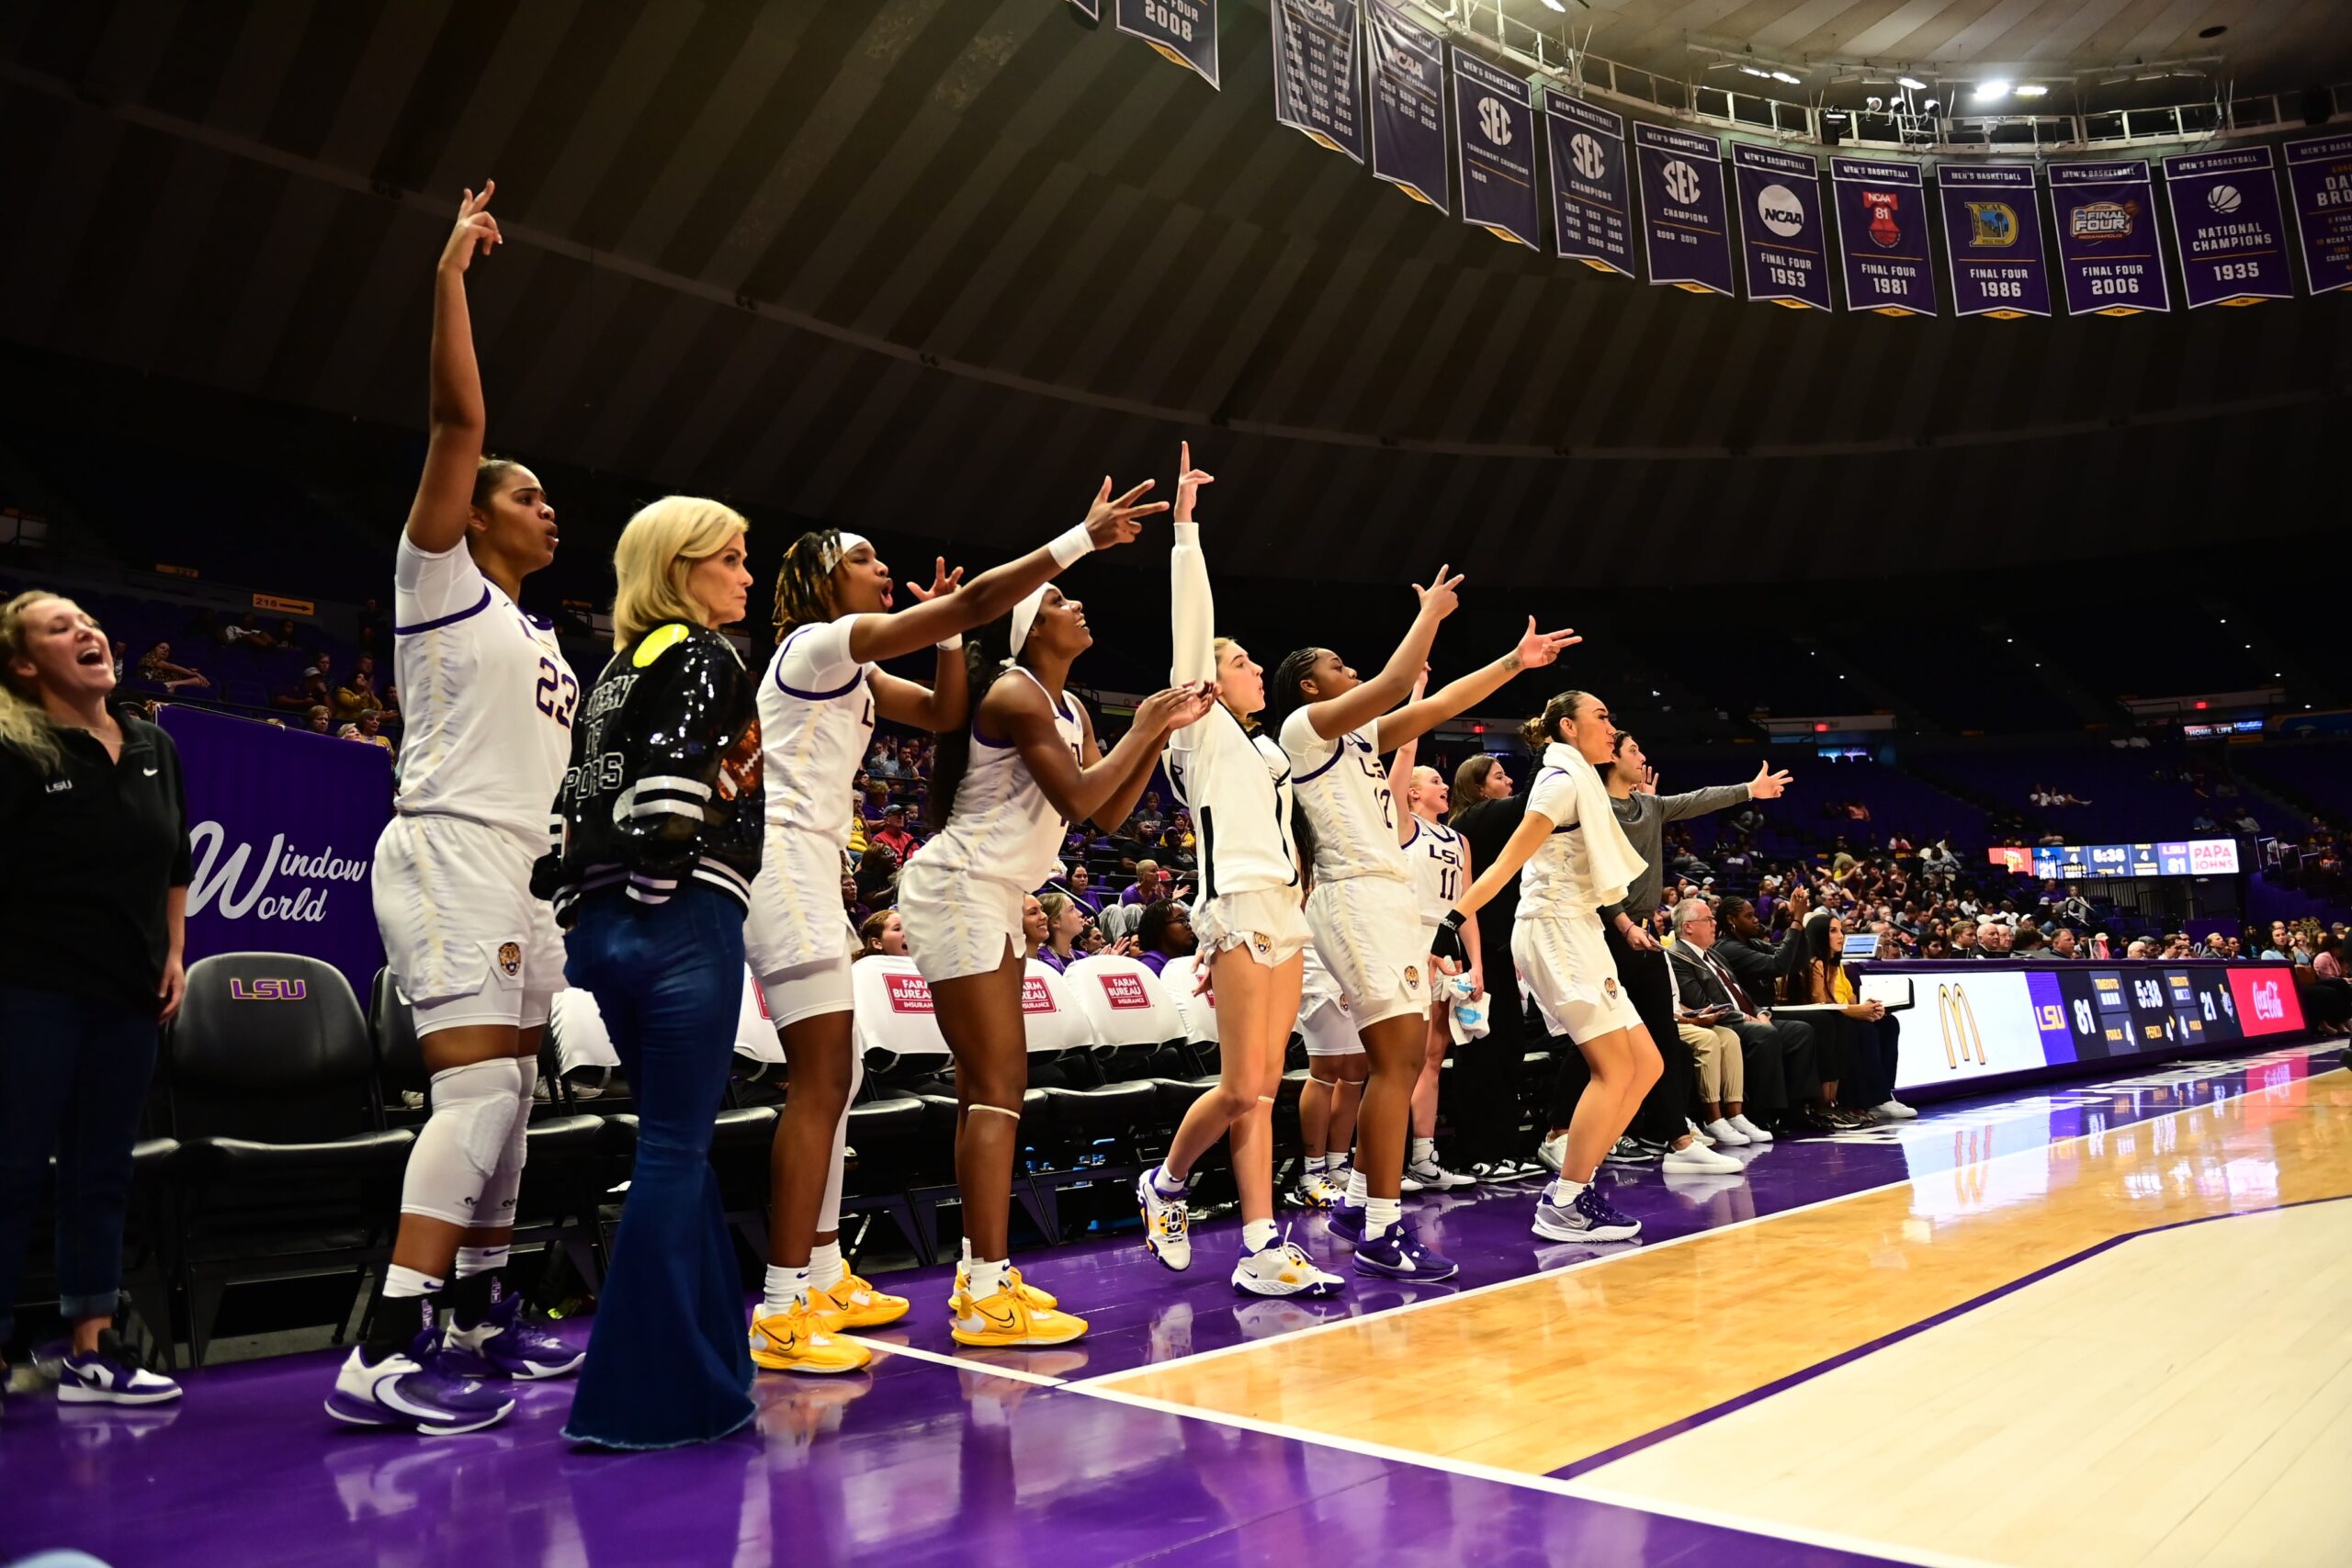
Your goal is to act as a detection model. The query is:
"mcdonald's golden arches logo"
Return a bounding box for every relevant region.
[1939,982,1987,1070]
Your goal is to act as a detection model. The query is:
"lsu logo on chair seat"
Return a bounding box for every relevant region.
[229,977,307,1001]
[1939,982,1985,1069]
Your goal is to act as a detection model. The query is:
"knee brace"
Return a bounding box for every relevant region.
[471,1058,538,1230]
[401,1057,526,1225]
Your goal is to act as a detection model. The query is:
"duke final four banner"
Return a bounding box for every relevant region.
[1546,96,1633,276]
[1366,0,1448,212]
[159,705,392,1003]
[1731,142,1828,309]
[1937,163,2050,318]
[2050,161,2170,316]
[1116,0,1216,88]
[1829,156,1937,316]
[2163,145,2293,308]
[1634,122,1733,296]
[1271,0,1363,164]
[2286,133,2352,295]
[1450,48,1538,248]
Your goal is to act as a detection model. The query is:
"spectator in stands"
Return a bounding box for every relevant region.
[273,669,328,712]
[865,739,903,781]
[354,710,395,757]
[2231,807,2262,835]
[1122,860,1168,908]
[1020,895,1049,964]
[859,776,891,825]
[870,804,919,865]
[2052,884,2093,928]
[840,874,871,935]
[854,843,899,908]
[216,611,274,651]
[2126,938,2154,959]
[2261,921,2289,961]
[1976,920,2011,956]
[135,641,209,694]
[2191,809,2219,833]
[2011,927,2047,957]
[855,908,907,960]
[1133,899,1194,976]
[2050,928,2080,959]
[1779,911,1908,1122]
[108,639,127,682]
[1062,863,1102,915]
[304,703,332,735]
[334,668,384,722]
[1922,934,1950,959]
[1920,840,1958,875]
[1035,892,1084,974]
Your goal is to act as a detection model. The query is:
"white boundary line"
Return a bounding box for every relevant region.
[844,1336,1070,1388]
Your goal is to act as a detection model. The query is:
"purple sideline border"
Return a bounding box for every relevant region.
[1553,1187,2352,1480]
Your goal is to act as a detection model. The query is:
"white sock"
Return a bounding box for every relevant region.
[961,1235,974,1267]
[383,1264,442,1300]
[810,1240,846,1291]
[1242,1219,1279,1254]
[1345,1168,1368,1204]
[1364,1197,1402,1239]
[1151,1163,1187,1198]
[453,1245,508,1280]
[763,1264,810,1317]
[1307,1153,1330,1172]
[1547,1176,1587,1206]
[967,1258,1011,1303]
[1411,1137,1435,1166]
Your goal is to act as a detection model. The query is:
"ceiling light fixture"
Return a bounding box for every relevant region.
[1538,0,1569,13]
[1771,70,1802,85]
[1741,65,1771,78]
[2014,83,2049,97]
[1976,80,2011,99]
[1897,76,1926,91]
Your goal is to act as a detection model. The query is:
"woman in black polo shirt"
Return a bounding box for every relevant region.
[0,592,188,1406]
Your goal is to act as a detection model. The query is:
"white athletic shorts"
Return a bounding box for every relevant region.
[373,813,564,1036]
[1299,996,1365,1059]
[1192,886,1311,968]
[1511,909,1642,1044]
[898,858,1023,984]
[1306,875,1429,1030]
[744,824,860,1022]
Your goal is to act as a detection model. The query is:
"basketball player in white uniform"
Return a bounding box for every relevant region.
[1443,689,1654,1247]
[331,185,578,1438]
[743,483,1166,1376]
[1268,580,1575,1282]
[1291,936,1365,1211]
[1390,751,1479,1193]
[899,580,1211,1347]
[1134,447,1341,1299]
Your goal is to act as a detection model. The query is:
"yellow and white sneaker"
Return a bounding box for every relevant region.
[749,1301,872,1375]
[809,1272,910,1331]
[949,1279,1088,1348]
[945,1262,1058,1315]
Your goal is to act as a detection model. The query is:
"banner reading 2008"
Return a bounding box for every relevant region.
[1115,0,1218,89]
[1937,163,2050,318]
[1634,123,1732,296]
[2163,145,2292,307]
[1365,0,1447,212]
[2051,161,2170,316]
[1545,96,1632,276]
[1271,0,1363,164]
[1450,48,1537,248]
[1732,142,1827,309]
[1830,156,1937,316]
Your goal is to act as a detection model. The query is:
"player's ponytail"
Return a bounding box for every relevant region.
[771,529,843,643]
[1263,647,1320,738]
[0,591,67,775]
[925,612,1017,833]
[1521,690,1590,753]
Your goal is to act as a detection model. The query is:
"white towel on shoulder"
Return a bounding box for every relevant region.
[1544,741,1648,910]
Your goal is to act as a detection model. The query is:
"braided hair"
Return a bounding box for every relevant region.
[771,528,847,644]
[1263,646,1329,871]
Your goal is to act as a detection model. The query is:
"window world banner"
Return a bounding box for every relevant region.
[1830,156,1937,316]
[158,705,391,1002]
[2161,144,2293,308]
[2050,160,2170,315]
[2285,133,2352,295]
[1271,0,1363,164]
[1937,162,2050,318]
[1634,122,1732,295]
[1545,96,1632,276]
[1732,142,1828,309]
[1366,0,1447,212]
[1115,0,1217,88]
[1450,47,1537,248]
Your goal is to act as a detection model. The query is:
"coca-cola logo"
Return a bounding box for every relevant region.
[2250,979,2284,1021]
[884,973,934,1014]
[187,821,369,925]
[1098,972,1151,1010]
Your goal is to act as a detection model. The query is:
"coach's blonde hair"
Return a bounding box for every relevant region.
[0,591,70,773]
[610,496,749,650]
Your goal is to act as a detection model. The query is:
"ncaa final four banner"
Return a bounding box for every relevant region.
[1936,162,2051,319]
[1634,122,1733,296]
[2163,145,2293,307]
[1365,1,1448,213]
[1271,0,1363,164]
[1545,96,1633,276]
[1115,0,1217,89]
[1449,48,1538,248]
[2049,161,2170,315]
[1829,156,1938,316]
[1731,142,1829,309]
[2284,133,2352,295]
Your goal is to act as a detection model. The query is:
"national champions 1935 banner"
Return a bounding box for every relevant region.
[161,705,392,1002]
[2163,144,2293,308]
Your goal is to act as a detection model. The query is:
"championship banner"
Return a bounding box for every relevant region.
[1829,155,1937,316]
[1937,162,2050,318]
[1271,0,1363,164]
[2285,133,2352,296]
[1634,122,1733,296]
[159,705,391,1002]
[1731,142,1828,309]
[2050,161,2170,315]
[2163,145,2293,307]
[1544,96,1633,276]
[1366,0,1448,212]
[1115,0,1217,88]
[1450,48,1538,248]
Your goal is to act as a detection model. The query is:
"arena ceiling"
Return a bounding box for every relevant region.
[1,0,2345,586]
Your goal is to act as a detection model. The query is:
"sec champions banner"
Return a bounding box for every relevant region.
[1366,0,1447,212]
[1271,0,1363,164]
[1732,142,1828,309]
[2051,161,2170,316]
[1115,0,1217,88]
[2164,145,2293,307]
[160,705,392,1002]
[1830,156,1937,316]
[1450,48,1538,248]
[2285,133,2352,295]
[1634,122,1732,296]
[1938,162,2050,318]
[1546,96,1632,276]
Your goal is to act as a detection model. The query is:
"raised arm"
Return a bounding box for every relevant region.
[1299,565,1464,741]
[992,679,1212,829]
[1169,444,1216,688]
[844,479,1167,666]
[1385,670,1428,848]
[1375,617,1579,753]
[1657,762,1790,823]
[870,557,975,731]
[405,185,503,555]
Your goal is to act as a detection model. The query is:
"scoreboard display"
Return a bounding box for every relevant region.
[2018,838,2242,880]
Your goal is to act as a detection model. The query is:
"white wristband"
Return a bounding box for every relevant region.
[1048,525,1092,570]
[935,634,962,652]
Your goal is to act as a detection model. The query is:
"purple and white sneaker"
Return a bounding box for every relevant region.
[1532,1183,1642,1244]
[327,1332,515,1435]
[1351,1226,1457,1281]
[1325,1200,1366,1244]
[58,1337,182,1406]
[442,1292,584,1380]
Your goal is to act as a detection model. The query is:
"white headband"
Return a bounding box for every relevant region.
[1007,584,1052,662]
[820,532,872,573]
